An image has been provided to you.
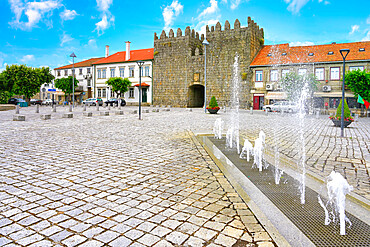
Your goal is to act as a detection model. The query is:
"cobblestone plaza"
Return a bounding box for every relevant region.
[0,105,368,246]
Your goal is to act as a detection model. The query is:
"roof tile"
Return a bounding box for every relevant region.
[93,48,154,65]
[54,57,104,70]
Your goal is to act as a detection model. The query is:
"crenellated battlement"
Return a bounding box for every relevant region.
[154,26,204,42]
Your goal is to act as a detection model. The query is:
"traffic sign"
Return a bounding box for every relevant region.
[48,89,56,92]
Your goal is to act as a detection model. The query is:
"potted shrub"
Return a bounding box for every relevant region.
[207,96,220,114]
[329,99,354,127]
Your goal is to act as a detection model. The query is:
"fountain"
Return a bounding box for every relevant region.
[226,54,241,154]
[239,139,253,162]
[318,171,353,235]
[213,118,223,139]
[253,136,264,171]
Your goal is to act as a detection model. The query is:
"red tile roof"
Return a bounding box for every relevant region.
[250,41,370,66]
[54,57,104,70]
[93,48,154,65]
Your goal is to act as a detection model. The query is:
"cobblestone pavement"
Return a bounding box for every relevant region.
[0,105,274,247]
[0,105,368,246]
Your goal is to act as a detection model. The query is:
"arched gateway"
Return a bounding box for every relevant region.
[188,85,204,107]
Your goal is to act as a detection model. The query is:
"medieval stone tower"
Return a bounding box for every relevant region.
[153,17,264,108]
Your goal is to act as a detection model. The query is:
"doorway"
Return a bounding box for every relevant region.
[188,85,204,107]
[142,88,148,103]
[253,94,265,110]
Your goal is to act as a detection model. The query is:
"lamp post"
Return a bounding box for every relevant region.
[136,61,144,120]
[203,39,209,113]
[70,52,77,107]
[339,49,350,137]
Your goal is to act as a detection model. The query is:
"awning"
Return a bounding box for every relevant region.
[134,83,150,87]
[313,92,355,98]
[265,92,287,99]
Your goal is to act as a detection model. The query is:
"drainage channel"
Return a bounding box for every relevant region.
[202,136,370,247]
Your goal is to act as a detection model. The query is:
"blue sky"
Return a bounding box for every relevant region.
[1,0,369,71]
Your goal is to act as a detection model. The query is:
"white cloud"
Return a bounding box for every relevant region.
[198,0,219,19]
[162,1,183,31]
[349,25,359,35]
[367,15,370,25]
[86,39,98,49]
[289,41,315,47]
[362,31,370,41]
[284,0,310,14]
[9,0,62,30]
[60,9,78,21]
[230,0,242,10]
[20,55,35,63]
[95,0,114,35]
[60,32,73,46]
[195,19,219,36]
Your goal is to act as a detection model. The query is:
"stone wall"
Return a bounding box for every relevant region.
[153,17,264,108]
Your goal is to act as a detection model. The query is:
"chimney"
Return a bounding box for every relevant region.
[105,45,109,58]
[125,41,131,60]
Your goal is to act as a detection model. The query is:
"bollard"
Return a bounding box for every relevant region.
[63,113,73,118]
[108,105,111,111]
[13,115,25,121]
[315,110,320,119]
[115,110,124,115]
[96,104,99,111]
[15,105,20,114]
[265,110,268,116]
[250,107,253,115]
[83,104,86,111]
[100,111,109,116]
[41,114,51,120]
[69,104,72,112]
[36,104,40,113]
[131,110,138,114]
[53,105,56,112]
[83,112,93,117]
[354,114,359,121]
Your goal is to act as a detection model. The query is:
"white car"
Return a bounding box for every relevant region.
[263,102,285,112]
[42,99,58,105]
[263,101,299,113]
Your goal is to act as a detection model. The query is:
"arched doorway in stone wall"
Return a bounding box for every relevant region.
[188,85,204,107]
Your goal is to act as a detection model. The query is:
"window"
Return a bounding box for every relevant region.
[328,51,334,55]
[129,87,134,98]
[255,70,263,82]
[119,67,125,78]
[349,66,364,71]
[87,68,91,74]
[140,67,144,77]
[270,70,278,82]
[281,69,289,78]
[64,70,68,76]
[145,66,150,77]
[98,88,102,97]
[315,68,324,81]
[330,67,340,80]
[282,52,287,56]
[102,88,106,98]
[97,69,102,79]
[57,70,61,76]
[308,53,314,56]
[129,67,134,77]
[102,69,106,78]
[110,68,115,78]
[79,68,82,75]
[298,68,307,76]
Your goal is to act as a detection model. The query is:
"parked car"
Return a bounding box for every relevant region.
[42,99,58,105]
[105,98,126,106]
[263,102,284,112]
[8,98,28,107]
[30,99,42,105]
[83,98,103,106]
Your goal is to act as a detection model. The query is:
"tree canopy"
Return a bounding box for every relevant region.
[280,72,319,102]
[345,69,370,102]
[54,76,78,101]
[105,77,131,97]
[0,64,54,102]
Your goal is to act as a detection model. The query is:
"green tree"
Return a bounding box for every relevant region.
[105,77,131,97]
[209,96,219,108]
[281,72,319,102]
[1,64,52,102]
[345,69,370,102]
[54,76,78,102]
[335,99,351,119]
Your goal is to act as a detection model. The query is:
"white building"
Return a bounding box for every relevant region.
[53,57,103,103]
[92,42,154,105]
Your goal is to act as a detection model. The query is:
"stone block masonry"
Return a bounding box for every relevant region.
[153,17,264,108]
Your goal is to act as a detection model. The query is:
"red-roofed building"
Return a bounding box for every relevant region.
[51,57,104,102]
[249,41,370,111]
[92,42,154,105]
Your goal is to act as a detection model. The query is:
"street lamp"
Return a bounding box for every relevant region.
[203,39,209,113]
[136,61,145,120]
[339,49,350,137]
[70,52,77,107]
